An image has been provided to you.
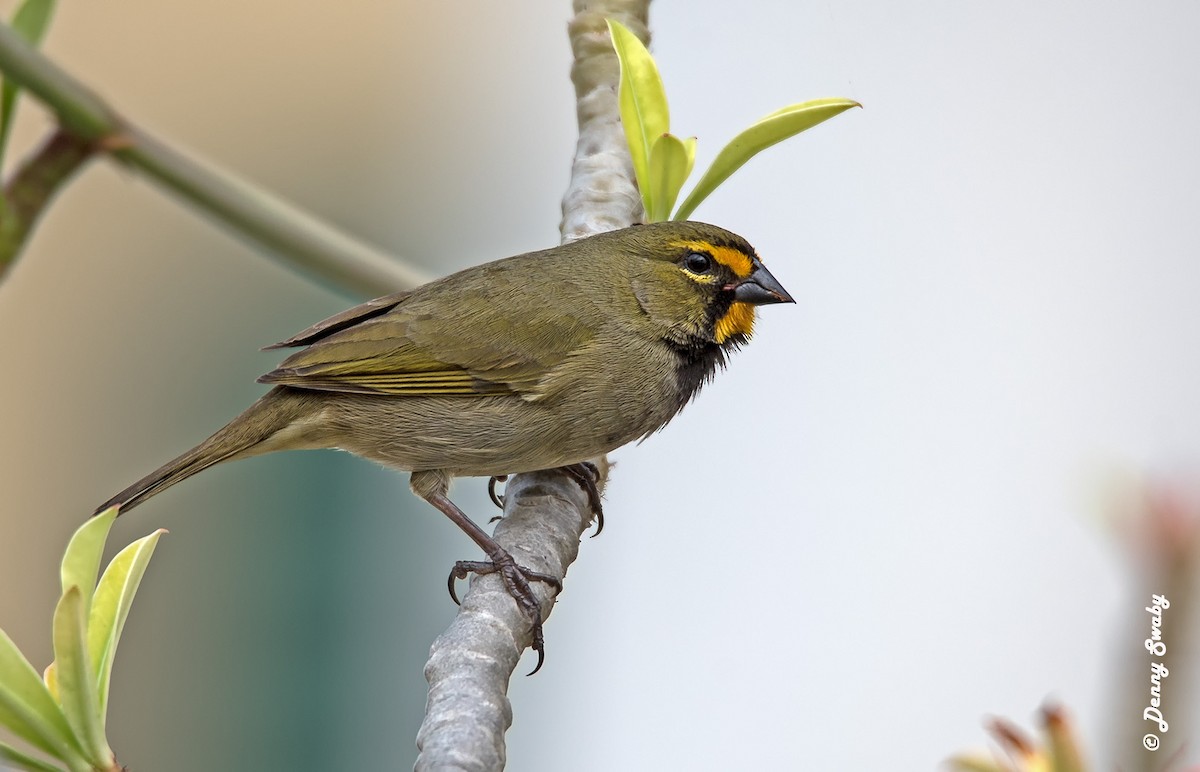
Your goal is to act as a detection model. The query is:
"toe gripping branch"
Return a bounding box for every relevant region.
[487,462,604,534]
[444,462,605,674]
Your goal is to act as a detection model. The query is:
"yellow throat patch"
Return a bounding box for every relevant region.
[715,301,755,343]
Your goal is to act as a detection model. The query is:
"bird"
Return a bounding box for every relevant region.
[96,220,793,671]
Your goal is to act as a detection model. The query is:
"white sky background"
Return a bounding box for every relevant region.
[1,2,1198,770]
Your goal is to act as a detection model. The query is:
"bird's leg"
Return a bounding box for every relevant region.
[420,488,561,674]
[558,461,605,536]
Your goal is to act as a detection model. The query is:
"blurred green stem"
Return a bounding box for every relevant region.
[0,127,92,281]
[0,21,428,297]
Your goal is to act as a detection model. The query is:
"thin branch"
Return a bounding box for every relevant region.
[559,5,647,242]
[0,128,93,281]
[116,128,429,297]
[414,1,649,769]
[0,22,428,297]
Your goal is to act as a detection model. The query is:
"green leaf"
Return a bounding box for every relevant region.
[673,98,860,221]
[87,528,164,720]
[646,133,695,222]
[43,661,58,701]
[9,0,56,50]
[0,628,84,764]
[60,508,117,613]
[51,588,111,767]
[0,0,58,170]
[0,740,66,772]
[607,18,669,219]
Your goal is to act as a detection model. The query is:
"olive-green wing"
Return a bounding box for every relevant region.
[263,289,412,350]
[258,267,597,397]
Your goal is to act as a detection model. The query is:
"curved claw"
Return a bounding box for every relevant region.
[488,475,509,510]
[560,462,605,536]
[526,610,546,676]
[446,560,490,605]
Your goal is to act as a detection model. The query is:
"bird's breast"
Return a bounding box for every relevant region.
[314,331,722,479]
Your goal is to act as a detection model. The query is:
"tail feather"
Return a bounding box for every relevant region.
[96,388,311,516]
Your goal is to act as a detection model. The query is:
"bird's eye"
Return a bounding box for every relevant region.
[684,252,713,274]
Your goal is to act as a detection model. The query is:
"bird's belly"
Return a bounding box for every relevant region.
[319,381,684,478]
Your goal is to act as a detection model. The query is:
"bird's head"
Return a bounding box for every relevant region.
[618,221,793,351]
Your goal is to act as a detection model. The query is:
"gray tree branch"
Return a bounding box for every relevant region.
[414,1,650,769]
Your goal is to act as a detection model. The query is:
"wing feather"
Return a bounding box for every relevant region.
[263,290,412,349]
[258,254,597,398]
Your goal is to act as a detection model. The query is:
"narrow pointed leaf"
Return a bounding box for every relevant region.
[52,588,110,767]
[682,136,696,169]
[646,133,694,222]
[674,98,860,221]
[0,0,58,170]
[60,507,116,613]
[0,688,70,763]
[607,18,669,218]
[0,628,82,761]
[87,529,165,719]
[0,741,66,772]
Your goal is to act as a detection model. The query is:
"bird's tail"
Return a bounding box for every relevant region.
[95,387,313,516]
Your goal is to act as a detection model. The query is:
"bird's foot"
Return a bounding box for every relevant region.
[558,461,604,535]
[446,552,563,675]
[488,465,602,532]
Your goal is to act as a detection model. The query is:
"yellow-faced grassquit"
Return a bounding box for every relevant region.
[97,220,792,670]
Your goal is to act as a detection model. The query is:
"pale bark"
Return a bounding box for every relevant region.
[414,2,650,769]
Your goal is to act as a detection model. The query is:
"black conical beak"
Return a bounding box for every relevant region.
[732,260,794,305]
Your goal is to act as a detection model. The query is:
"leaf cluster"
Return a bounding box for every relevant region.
[608,19,859,223]
[0,509,164,772]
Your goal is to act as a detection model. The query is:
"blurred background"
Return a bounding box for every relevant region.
[2,1,1198,769]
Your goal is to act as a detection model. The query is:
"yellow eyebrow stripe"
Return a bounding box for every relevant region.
[670,239,755,279]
